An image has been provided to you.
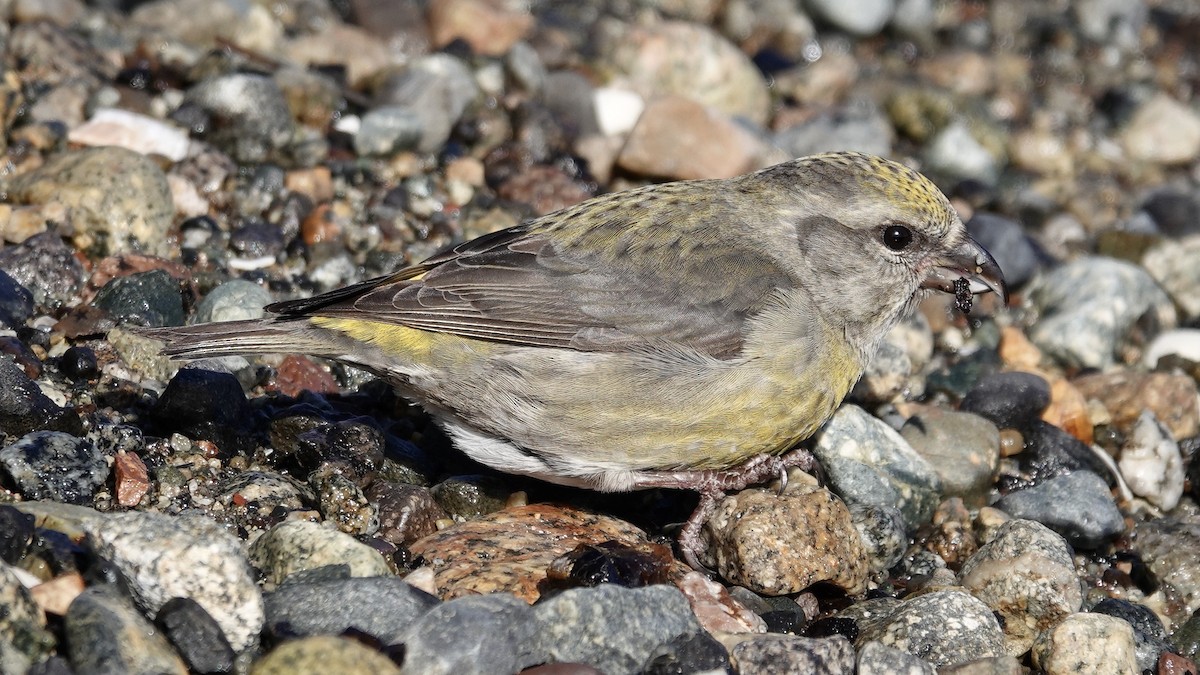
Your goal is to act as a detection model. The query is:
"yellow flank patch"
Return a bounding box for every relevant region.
[311,317,441,359]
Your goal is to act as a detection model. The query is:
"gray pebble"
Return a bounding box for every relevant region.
[857,640,935,675]
[901,409,999,505]
[856,589,1006,668]
[1032,613,1137,673]
[965,213,1043,288]
[993,471,1124,548]
[66,585,188,675]
[0,232,87,312]
[849,503,908,573]
[353,106,423,157]
[812,404,942,531]
[805,0,895,36]
[775,100,895,159]
[1027,256,1175,369]
[0,431,106,505]
[373,54,480,154]
[960,520,1082,654]
[182,73,295,163]
[731,634,855,674]
[191,279,272,324]
[93,269,185,328]
[400,593,542,675]
[86,511,264,653]
[532,584,702,675]
[264,576,438,644]
[1119,410,1184,511]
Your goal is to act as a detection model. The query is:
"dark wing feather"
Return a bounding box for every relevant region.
[269,202,795,360]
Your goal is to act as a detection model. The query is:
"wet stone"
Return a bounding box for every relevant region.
[92,269,185,328]
[0,357,83,437]
[247,519,391,585]
[993,471,1124,548]
[731,634,856,674]
[0,269,34,329]
[959,371,1051,432]
[263,575,438,643]
[66,585,187,675]
[0,232,87,312]
[0,431,107,505]
[155,597,236,675]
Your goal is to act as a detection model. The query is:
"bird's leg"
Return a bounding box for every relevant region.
[629,448,818,571]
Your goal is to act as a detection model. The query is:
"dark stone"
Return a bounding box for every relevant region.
[0,269,34,329]
[1142,189,1200,238]
[0,232,87,311]
[0,431,109,505]
[643,631,730,674]
[1020,420,1113,483]
[92,269,185,328]
[156,597,235,675]
[0,505,35,564]
[965,213,1043,288]
[263,576,439,644]
[960,371,1052,432]
[153,368,254,455]
[59,346,98,381]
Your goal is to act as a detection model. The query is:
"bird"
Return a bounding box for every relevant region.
[138,151,1006,567]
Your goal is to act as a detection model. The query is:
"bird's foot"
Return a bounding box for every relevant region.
[629,448,818,572]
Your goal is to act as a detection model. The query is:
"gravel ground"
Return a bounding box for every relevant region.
[2,0,1200,673]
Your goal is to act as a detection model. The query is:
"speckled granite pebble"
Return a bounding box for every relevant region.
[248,519,392,585]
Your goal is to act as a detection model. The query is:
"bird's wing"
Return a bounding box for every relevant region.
[268,198,795,360]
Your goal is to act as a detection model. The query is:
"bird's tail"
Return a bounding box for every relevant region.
[132,319,343,360]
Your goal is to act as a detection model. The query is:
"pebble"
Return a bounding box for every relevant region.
[154,597,236,675]
[900,409,1000,505]
[366,481,448,547]
[616,95,768,180]
[249,635,401,675]
[308,463,379,536]
[1132,513,1200,625]
[263,576,438,643]
[67,108,191,162]
[731,634,855,674]
[856,640,936,675]
[1143,235,1200,322]
[281,25,391,89]
[65,585,188,675]
[427,0,534,56]
[409,504,675,602]
[1017,419,1112,484]
[86,511,264,652]
[855,589,1006,668]
[774,100,895,159]
[0,270,33,329]
[1026,257,1176,369]
[936,655,1026,674]
[399,592,542,675]
[247,519,392,585]
[1141,188,1200,238]
[924,122,1000,185]
[191,279,272,324]
[0,232,87,312]
[701,485,869,595]
[0,357,82,437]
[993,471,1124,548]
[595,20,770,126]
[429,475,511,520]
[0,431,107,505]
[1072,370,1200,440]
[372,53,480,154]
[676,571,766,635]
[958,371,1050,432]
[1174,608,1200,660]
[853,312,931,403]
[153,367,255,455]
[643,630,730,674]
[0,561,52,664]
[959,520,1082,654]
[1118,410,1184,511]
[806,0,895,36]
[112,451,150,507]
[1120,93,1200,165]
[1144,328,1200,367]
[1031,612,1138,675]
[353,106,424,156]
[965,213,1043,289]
[812,404,942,531]
[532,584,702,675]
[5,147,174,257]
[181,74,295,164]
[848,503,908,573]
[1090,598,1172,673]
[92,269,185,328]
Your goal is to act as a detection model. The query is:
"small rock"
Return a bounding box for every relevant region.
[775,100,895,159]
[1143,235,1200,322]
[806,0,896,36]
[1090,598,1171,673]
[702,486,868,595]
[1031,612,1138,675]
[1141,188,1200,238]
[66,585,187,675]
[0,357,82,437]
[936,655,1027,674]
[67,108,190,162]
[924,122,999,185]
[1131,514,1200,622]
[0,431,107,505]
[93,269,185,328]
[409,504,674,602]
[959,520,1082,654]
[848,503,908,573]
[901,409,999,505]
[113,451,150,507]
[0,232,87,312]
[400,592,542,674]
[155,597,235,675]
[181,74,295,164]
[1121,93,1200,165]
[427,0,534,56]
[429,475,510,520]
[642,631,730,674]
[353,106,423,156]
[1118,411,1184,510]
[1027,257,1175,369]
[856,589,1006,668]
[372,54,480,154]
[595,20,770,126]
[87,512,264,652]
[856,640,936,675]
[532,584,702,675]
[0,270,34,329]
[5,147,174,257]
[0,561,52,664]
[1018,420,1111,483]
[191,279,272,324]
[366,481,448,548]
[249,635,401,675]
[263,576,438,643]
[676,571,766,635]
[617,95,767,180]
[248,519,392,585]
[1144,328,1200,367]
[731,634,856,674]
[993,471,1124,548]
[812,404,942,531]
[1072,370,1200,440]
[153,367,254,455]
[308,463,379,536]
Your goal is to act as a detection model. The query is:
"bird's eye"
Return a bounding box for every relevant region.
[882,224,913,251]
